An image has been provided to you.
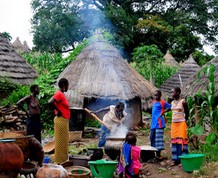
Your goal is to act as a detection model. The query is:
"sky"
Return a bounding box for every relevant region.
[0,0,216,55]
[0,0,33,48]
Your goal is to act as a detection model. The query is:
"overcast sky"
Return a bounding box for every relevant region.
[0,0,216,55]
[0,0,33,48]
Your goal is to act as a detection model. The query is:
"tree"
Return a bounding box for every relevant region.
[131,44,178,87]
[1,32,12,42]
[132,44,163,85]
[81,0,218,60]
[31,0,218,59]
[31,0,84,53]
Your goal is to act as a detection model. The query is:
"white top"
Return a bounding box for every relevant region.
[103,105,127,129]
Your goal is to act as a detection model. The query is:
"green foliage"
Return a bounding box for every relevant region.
[22,52,63,75]
[31,0,84,53]
[81,0,218,59]
[1,85,29,105]
[85,118,101,128]
[188,64,218,135]
[195,133,218,162]
[192,50,214,66]
[187,64,218,161]
[131,44,178,87]
[1,32,12,41]
[0,79,17,99]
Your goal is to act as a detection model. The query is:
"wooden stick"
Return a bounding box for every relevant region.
[84,108,111,130]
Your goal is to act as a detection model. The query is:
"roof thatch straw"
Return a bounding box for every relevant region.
[160,54,201,96]
[182,56,218,98]
[163,50,178,66]
[0,34,38,85]
[58,40,157,106]
[23,41,31,52]
[12,37,30,54]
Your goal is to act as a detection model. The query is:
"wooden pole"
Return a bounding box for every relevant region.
[84,108,111,130]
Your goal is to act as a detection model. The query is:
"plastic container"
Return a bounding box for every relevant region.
[88,160,118,178]
[43,156,51,163]
[179,154,205,172]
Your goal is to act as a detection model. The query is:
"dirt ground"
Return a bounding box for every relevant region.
[44,126,218,178]
[66,126,218,178]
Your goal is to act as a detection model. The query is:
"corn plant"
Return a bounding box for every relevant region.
[187,64,218,160]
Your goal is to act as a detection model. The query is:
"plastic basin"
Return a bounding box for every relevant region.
[179,154,205,172]
[88,160,117,178]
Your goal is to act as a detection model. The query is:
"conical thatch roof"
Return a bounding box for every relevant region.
[12,37,30,54]
[160,55,201,96]
[163,51,178,66]
[0,34,38,85]
[58,40,157,106]
[182,56,218,98]
[23,41,31,52]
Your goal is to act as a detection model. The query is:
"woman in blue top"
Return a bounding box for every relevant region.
[150,90,171,159]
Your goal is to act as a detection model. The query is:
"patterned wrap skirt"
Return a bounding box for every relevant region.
[54,116,69,164]
[171,121,188,162]
[150,128,164,151]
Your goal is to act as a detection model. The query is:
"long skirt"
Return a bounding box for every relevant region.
[150,128,164,151]
[171,121,188,163]
[98,125,110,147]
[27,114,41,143]
[54,116,69,164]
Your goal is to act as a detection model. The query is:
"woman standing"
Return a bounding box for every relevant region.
[17,84,41,143]
[49,78,70,164]
[171,87,189,165]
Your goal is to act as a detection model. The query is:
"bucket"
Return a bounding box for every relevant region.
[88,160,117,178]
[179,154,205,172]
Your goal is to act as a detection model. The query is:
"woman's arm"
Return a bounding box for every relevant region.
[17,95,31,111]
[48,97,62,117]
[183,100,189,120]
[93,106,110,114]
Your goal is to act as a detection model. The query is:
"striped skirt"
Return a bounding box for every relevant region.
[54,116,69,164]
[150,128,164,151]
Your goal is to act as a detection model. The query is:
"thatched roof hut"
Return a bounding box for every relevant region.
[0,34,38,85]
[58,40,157,128]
[160,55,201,96]
[23,41,31,52]
[59,41,157,102]
[12,37,30,54]
[163,51,178,66]
[182,56,218,98]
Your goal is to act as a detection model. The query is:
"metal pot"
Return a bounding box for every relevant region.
[104,137,125,160]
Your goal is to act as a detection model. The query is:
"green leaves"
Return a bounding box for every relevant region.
[190,124,204,136]
[131,44,178,87]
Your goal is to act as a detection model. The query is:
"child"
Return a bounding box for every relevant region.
[118,132,141,178]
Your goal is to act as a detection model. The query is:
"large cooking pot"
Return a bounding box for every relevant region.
[104,137,125,160]
[0,139,24,178]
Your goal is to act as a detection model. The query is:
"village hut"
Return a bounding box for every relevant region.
[23,41,31,52]
[57,40,157,129]
[12,37,30,54]
[163,50,178,67]
[160,54,201,97]
[0,33,38,85]
[182,56,218,98]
